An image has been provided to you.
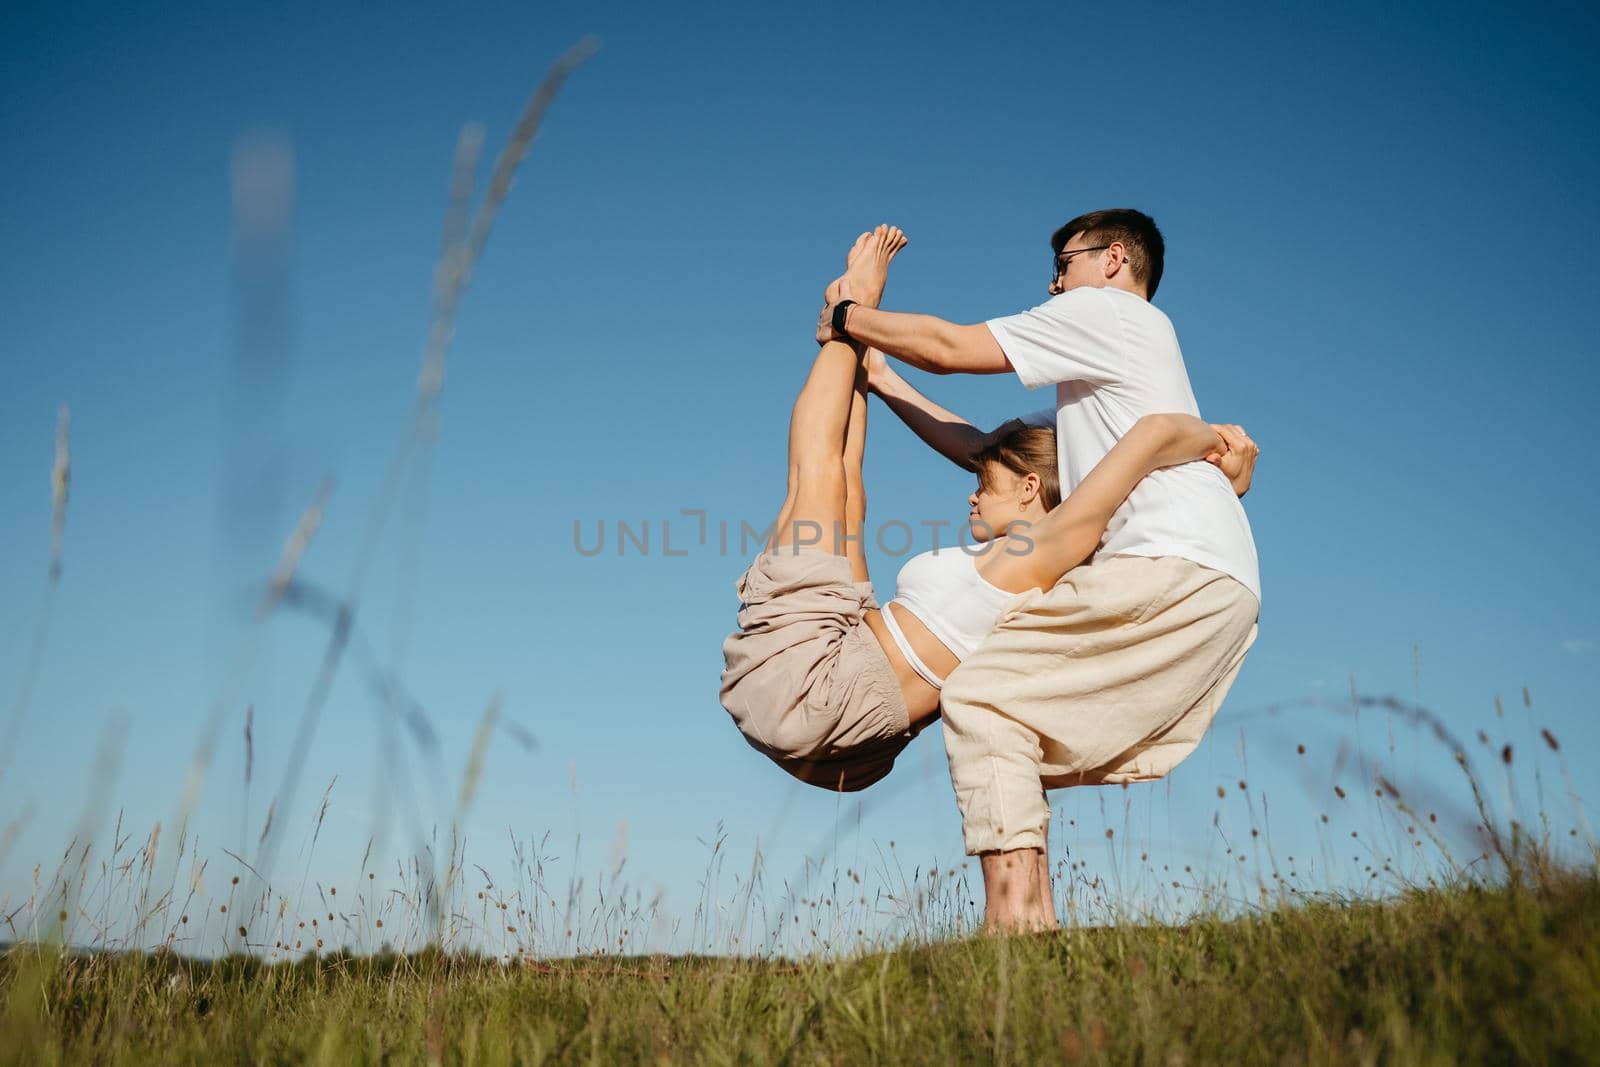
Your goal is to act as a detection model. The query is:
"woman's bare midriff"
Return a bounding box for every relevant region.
[861,603,960,730]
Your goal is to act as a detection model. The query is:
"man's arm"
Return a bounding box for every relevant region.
[1206,423,1260,497]
[819,302,1011,376]
[866,350,1016,471]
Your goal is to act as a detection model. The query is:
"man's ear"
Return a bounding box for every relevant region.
[1104,242,1126,281]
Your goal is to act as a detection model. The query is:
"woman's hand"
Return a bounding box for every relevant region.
[863,347,892,390]
[1204,423,1259,497]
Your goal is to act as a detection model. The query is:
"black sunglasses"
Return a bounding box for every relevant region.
[1052,245,1112,281]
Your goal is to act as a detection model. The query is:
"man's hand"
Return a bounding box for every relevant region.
[817,298,849,345]
[1204,423,1260,497]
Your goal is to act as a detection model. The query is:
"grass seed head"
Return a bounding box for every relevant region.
[49,406,70,580]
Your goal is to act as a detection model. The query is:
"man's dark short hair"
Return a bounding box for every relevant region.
[1051,209,1165,297]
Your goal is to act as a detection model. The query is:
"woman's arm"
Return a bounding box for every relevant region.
[1127,413,1226,475]
[978,414,1222,594]
[868,349,1013,472]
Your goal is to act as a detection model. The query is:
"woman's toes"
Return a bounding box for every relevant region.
[847,230,874,267]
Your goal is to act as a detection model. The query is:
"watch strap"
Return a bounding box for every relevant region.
[830,299,858,338]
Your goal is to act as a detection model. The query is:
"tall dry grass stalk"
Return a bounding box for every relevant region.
[0,407,70,790]
[43,713,130,945]
[155,477,337,932]
[385,37,599,686]
[243,39,596,938]
[434,690,506,941]
[50,407,69,580]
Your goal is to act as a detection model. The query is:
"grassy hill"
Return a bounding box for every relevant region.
[4,863,1595,1064]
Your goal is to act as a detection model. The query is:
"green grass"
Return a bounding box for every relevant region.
[4,862,1596,1065]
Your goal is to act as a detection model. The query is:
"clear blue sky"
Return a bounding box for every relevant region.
[2,0,1597,953]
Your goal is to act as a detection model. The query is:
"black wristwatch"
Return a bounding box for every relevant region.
[830,299,858,338]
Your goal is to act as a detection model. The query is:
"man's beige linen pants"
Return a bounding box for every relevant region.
[941,554,1258,855]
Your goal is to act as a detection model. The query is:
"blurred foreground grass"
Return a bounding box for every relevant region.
[4,860,1596,1064]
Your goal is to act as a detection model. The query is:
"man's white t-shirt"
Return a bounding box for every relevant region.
[986,286,1261,603]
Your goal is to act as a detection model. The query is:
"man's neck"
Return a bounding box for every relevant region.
[1104,281,1150,302]
[1069,281,1149,302]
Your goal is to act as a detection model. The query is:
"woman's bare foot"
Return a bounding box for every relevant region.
[823,231,871,305]
[825,224,906,309]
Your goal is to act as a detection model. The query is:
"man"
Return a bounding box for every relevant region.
[817,209,1260,931]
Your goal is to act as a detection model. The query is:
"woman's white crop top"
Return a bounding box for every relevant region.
[879,548,1025,690]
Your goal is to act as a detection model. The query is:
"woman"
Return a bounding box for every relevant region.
[719,226,1252,790]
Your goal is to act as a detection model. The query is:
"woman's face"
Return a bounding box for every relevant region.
[967,462,1034,542]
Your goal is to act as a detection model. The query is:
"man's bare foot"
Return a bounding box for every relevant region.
[979,847,1058,934]
[825,224,906,309]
